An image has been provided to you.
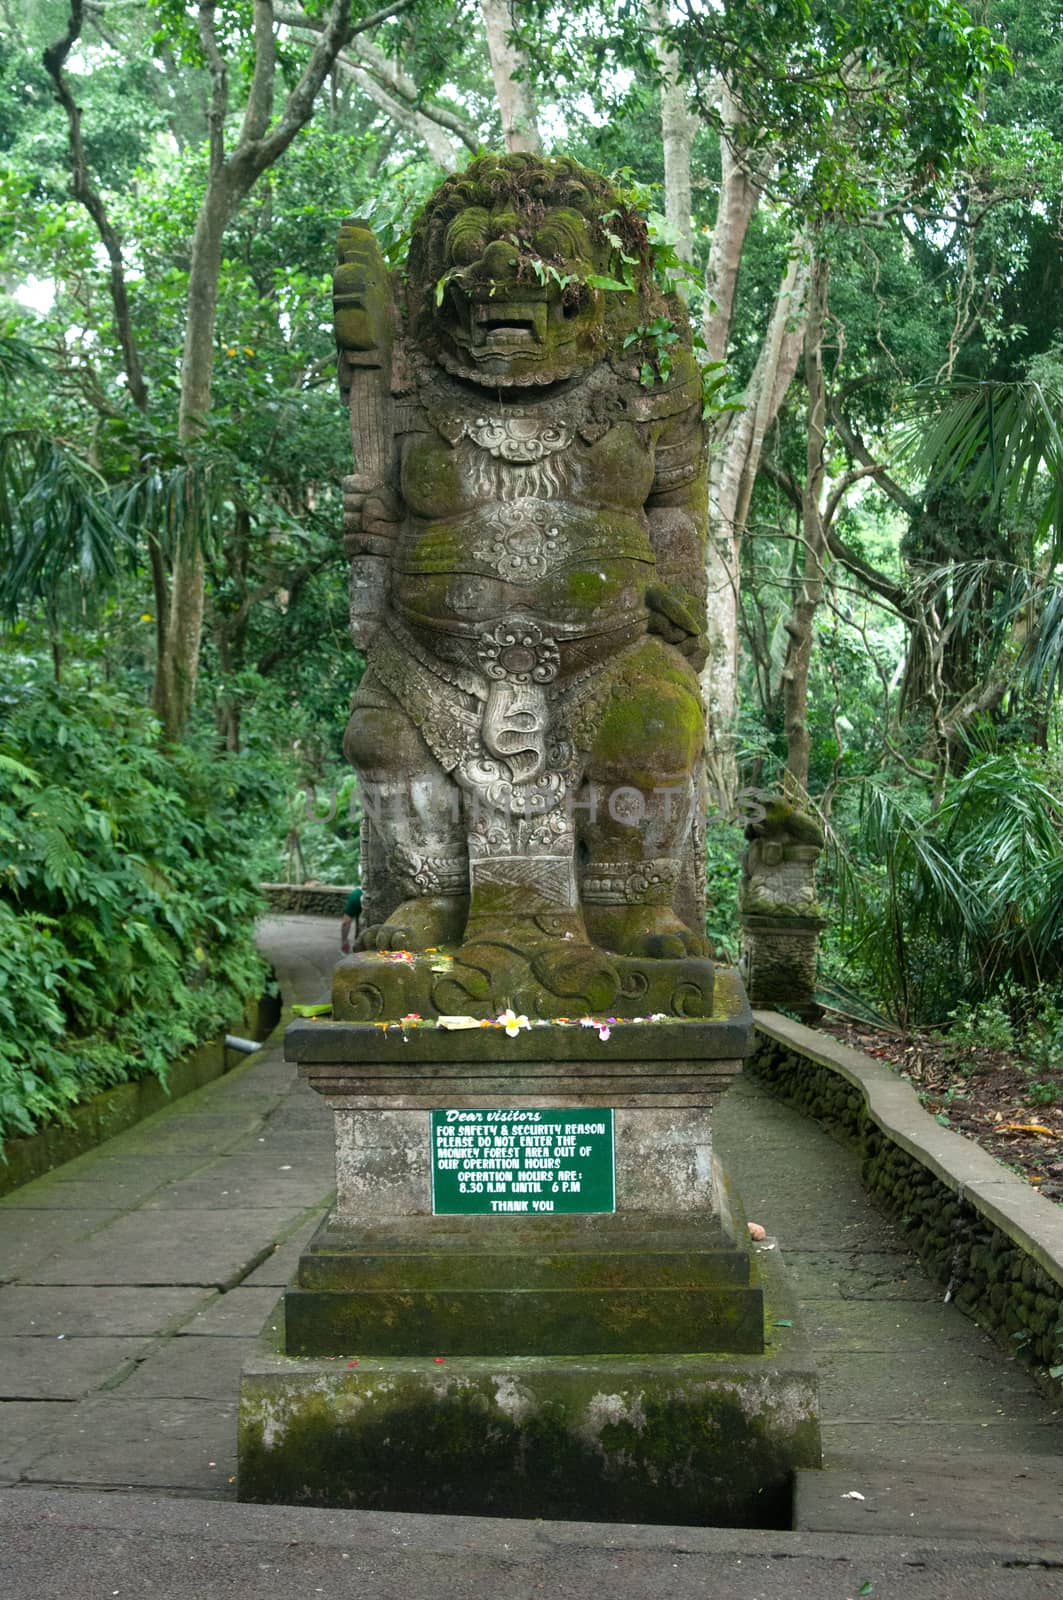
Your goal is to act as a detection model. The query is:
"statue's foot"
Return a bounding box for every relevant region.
[357,895,467,953]
[528,941,619,1013]
[584,904,711,960]
[446,914,620,1016]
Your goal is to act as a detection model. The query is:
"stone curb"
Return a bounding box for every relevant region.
[0,992,280,1198]
[752,1011,1063,1388]
[753,1011,1063,1296]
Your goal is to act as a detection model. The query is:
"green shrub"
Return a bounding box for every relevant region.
[266,770,361,885]
[0,680,281,1141]
[705,819,744,961]
[1022,988,1063,1074]
[946,997,1015,1054]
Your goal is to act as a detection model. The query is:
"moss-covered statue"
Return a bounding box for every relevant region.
[333,153,714,1021]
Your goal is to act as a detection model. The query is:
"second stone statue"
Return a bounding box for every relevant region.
[333,152,715,1021]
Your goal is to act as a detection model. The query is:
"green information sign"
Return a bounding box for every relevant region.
[430,1109,615,1216]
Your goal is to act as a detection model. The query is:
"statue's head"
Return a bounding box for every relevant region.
[406,153,658,387]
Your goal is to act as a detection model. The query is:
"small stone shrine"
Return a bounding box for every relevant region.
[238,155,820,1526]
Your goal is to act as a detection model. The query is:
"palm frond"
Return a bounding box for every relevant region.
[1020,579,1063,701]
[0,431,135,618]
[0,333,46,386]
[900,380,1063,562]
[115,454,234,563]
[909,559,1063,705]
[834,753,1063,1023]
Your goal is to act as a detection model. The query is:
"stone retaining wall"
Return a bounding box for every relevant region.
[751,1012,1063,1391]
[261,883,354,916]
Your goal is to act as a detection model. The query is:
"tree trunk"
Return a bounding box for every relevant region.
[653,5,696,295]
[702,84,765,367]
[48,0,399,742]
[698,83,812,807]
[782,252,830,798]
[702,237,812,806]
[151,0,390,740]
[346,63,462,167]
[155,166,234,741]
[480,0,542,153]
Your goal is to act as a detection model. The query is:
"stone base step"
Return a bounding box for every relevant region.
[241,1242,819,1525]
[285,1207,764,1356]
[284,1278,766,1357]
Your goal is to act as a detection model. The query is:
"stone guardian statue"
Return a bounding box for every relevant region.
[332,153,714,1021]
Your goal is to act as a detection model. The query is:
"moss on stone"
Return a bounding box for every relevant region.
[283,1279,765,1358]
[239,1350,819,1525]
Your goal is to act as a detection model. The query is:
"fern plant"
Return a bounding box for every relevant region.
[0,677,281,1143]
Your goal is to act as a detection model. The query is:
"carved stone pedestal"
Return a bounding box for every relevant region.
[739,807,826,1019]
[237,972,821,1526]
[741,912,827,1019]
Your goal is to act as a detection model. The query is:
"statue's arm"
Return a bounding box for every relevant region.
[643,348,709,668]
[333,218,403,649]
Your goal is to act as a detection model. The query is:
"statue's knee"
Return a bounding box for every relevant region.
[591,681,703,786]
[344,701,425,776]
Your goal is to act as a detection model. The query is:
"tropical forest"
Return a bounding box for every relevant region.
[2,0,1063,1199]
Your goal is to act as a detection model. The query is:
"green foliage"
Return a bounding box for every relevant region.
[904,380,1063,563]
[0,677,280,1142]
[519,0,1008,219]
[267,771,362,885]
[834,752,1063,1025]
[0,431,135,620]
[705,821,744,962]
[623,315,679,387]
[946,996,1015,1052]
[1021,989,1063,1075]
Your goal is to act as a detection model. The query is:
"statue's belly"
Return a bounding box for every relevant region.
[392,500,655,636]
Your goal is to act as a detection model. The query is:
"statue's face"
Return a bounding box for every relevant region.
[434,202,611,386]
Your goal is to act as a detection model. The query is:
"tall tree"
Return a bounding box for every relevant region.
[480,0,541,153]
[516,0,1009,797]
[651,2,696,293]
[42,0,413,740]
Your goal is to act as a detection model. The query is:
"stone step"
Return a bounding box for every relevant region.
[793,1457,1063,1544]
[283,1280,766,1357]
[297,1246,752,1292]
[305,1210,744,1251]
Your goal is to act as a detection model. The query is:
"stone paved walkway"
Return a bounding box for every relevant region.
[0,917,336,1495]
[1,913,1061,1512]
[716,1080,1063,1474]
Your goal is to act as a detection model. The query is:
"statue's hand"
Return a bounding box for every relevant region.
[646,584,709,672]
[343,477,403,556]
[334,222,396,357]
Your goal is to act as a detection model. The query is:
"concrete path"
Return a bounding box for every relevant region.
[715,1078,1063,1471]
[5,1484,1063,1600]
[2,913,1063,1591]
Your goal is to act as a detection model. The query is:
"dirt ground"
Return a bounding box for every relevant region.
[819,1017,1063,1202]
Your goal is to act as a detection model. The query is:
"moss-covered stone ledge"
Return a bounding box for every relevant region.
[0,992,280,1198]
[750,1011,1063,1391]
[261,884,353,916]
